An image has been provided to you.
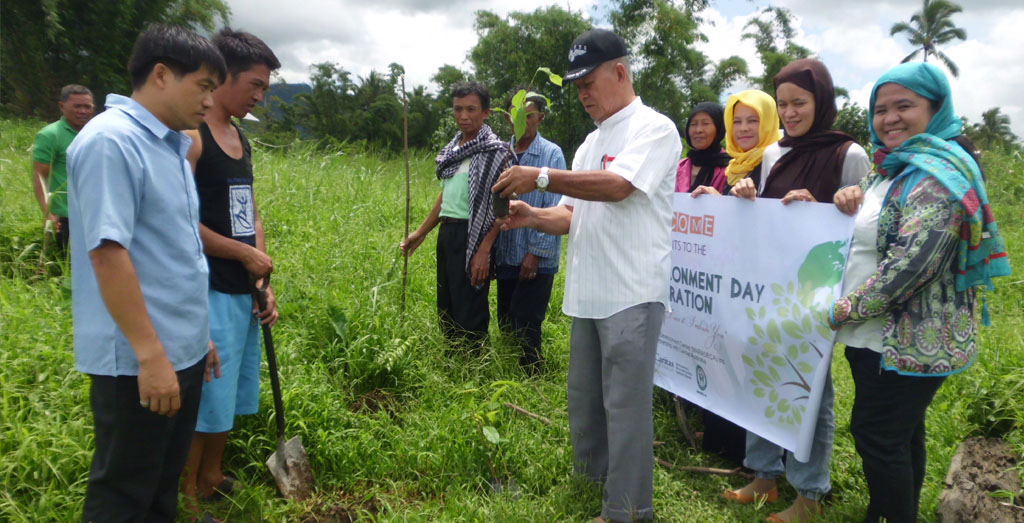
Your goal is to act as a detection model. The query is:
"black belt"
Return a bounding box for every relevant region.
[439,217,468,224]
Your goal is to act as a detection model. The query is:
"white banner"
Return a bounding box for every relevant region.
[655,194,854,461]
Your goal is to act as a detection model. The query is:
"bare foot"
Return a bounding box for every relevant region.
[766,495,822,522]
[723,477,779,504]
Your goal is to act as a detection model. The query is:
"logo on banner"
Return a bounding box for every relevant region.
[696,365,708,391]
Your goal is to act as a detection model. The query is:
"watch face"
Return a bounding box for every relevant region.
[537,173,549,189]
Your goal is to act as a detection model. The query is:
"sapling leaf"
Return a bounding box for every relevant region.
[536,67,563,87]
[482,426,500,444]
[513,107,527,142]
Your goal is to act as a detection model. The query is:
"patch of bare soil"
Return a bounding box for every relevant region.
[938,437,1024,522]
[301,493,380,523]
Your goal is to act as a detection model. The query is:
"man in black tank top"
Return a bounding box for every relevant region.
[180,28,281,512]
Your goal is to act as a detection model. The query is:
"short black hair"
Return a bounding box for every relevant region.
[505,84,547,113]
[59,84,92,102]
[127,24,227,89]
[211,27,281,77]
[451,81,490,110]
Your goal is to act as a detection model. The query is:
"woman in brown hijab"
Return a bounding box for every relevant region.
[722,59,871,523]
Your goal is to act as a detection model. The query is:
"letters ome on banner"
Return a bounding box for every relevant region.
[655,194,855,462]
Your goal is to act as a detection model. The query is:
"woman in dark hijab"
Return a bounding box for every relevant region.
[676,102,731,192]
[722,59,871,523]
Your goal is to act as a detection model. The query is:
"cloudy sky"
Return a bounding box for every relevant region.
[227,0,1024,138]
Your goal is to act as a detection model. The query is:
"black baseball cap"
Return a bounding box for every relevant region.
[564,29,629,82]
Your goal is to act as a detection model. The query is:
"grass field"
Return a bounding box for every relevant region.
[1,116,1022,522]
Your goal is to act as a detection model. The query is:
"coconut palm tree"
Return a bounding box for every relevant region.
[973,107,1019,150]
[890,0,966,77]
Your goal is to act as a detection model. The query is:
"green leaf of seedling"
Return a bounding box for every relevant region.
[537,67,563,87]
[511,89,527,109]
[482,426,501,445]
[512,105,528,142]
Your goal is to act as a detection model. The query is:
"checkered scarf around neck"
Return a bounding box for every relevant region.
[869,62,1011,323]
[435,124,513,281]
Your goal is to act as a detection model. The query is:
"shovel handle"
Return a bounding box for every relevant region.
[254,276,287,443]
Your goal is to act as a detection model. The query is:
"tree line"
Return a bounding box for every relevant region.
[2,0,1019,156]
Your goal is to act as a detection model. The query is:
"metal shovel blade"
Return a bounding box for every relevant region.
[266,435,315,501]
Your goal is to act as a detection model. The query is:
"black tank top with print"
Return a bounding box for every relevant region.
[194,122,257,294]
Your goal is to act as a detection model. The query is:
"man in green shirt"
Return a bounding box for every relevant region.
[33,84,95,250]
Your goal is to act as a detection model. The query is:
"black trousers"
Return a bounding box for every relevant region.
[845,346,946,523]
[83,357,205,523]
[496,273,554,369]
[57,216,70,251]
[436,222,489,345]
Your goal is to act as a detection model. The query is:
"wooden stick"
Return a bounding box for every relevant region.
[503,402,552,425]
[656,458,753,479]
[998,502,1024,512]
[673,395,699,450]
[400,75,411,313]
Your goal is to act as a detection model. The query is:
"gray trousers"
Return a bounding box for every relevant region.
[568,302,665,522]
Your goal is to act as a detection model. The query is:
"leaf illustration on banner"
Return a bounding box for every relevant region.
[744,280,833,427]
[796,240,848,305]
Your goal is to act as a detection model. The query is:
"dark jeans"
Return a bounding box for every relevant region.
[83,357,205,523]
[436,222,489,346]
[57,216,70,251]
[845,346,946,523]
[496,273,554,370]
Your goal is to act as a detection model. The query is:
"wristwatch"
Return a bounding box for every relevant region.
[536,167,550,192]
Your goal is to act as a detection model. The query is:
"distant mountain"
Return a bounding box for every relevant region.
[267,82,311,106]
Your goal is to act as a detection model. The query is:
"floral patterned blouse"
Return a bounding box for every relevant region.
[831,170,976,376]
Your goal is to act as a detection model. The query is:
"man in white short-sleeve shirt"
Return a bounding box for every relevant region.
[493,29,681,522]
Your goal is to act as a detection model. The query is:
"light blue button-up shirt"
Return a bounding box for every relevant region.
[67,94,210,376]
[495,133,566,276]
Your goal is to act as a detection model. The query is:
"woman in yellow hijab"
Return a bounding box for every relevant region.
[692,89,781,197]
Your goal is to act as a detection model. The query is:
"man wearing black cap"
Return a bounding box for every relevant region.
[493,28,681,522]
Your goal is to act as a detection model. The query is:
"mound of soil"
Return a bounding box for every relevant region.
[938,437,1023,522]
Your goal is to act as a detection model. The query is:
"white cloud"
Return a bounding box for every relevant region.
[226,0,599,91]
[224,0,1024,137]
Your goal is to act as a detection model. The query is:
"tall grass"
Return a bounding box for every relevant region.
[1,117,1022,521]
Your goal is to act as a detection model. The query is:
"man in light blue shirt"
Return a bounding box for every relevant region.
[495,91,566,373]
[67,24,226,522]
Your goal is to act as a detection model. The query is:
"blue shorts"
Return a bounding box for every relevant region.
[196,290,261,433]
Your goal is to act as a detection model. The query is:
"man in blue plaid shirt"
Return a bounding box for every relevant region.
[495,91,566,373]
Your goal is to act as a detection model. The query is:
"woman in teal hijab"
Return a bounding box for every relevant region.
[828,62,1010,522]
